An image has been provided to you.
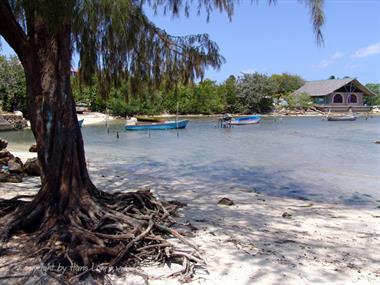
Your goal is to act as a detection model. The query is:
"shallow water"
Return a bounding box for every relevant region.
[2,116,380,205]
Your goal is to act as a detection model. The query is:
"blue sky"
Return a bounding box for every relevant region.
[1,0,380,84]
[144,0,380,84]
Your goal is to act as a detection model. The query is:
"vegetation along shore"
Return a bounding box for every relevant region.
[2,55,380,119]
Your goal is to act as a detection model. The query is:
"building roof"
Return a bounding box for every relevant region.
[293,78,376,97]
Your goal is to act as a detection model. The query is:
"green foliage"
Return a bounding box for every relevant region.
[283,92,312,110]
[108,96,127,117]
[283,93,297,109]
[193,80,225,114]
[271,73,305,98]
[72,79,106,112]
[72,75,230,115]
[365,83,380,105]
[71,1,228,92]
[0,55,26,115]
[236,73,277,113]
[69,70,310,115]
[162,80,224,114]
[1,56,310,116]
[219,75,242,113]
[298,92,313,109]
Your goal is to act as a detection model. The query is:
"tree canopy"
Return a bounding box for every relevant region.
[365,83,380,106]
[1,0,325,95]
[236,72,278,113]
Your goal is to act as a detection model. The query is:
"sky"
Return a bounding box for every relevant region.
[1,0,380,84]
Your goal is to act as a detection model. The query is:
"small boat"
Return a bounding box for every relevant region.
[78,119,84,127]
[327,115,357,121]
[224,115,261,126]
[125,119,189,131]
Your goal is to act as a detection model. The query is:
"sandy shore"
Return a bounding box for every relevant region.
[0,153,379,284]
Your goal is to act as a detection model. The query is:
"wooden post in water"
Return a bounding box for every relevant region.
[176,102,179,137]
[106,108,110,134]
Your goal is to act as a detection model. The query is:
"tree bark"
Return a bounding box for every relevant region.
[0,16,97,236]
[0,2,91,210]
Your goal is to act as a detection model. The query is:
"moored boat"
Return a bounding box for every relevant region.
[125,119,189,131]
[327,115,357,121]
[225,115,261,125]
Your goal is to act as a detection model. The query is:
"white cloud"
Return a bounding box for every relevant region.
[351,42,380,58]
[314,59,330,68]
[313,51,343,68]
[331,52,343,60]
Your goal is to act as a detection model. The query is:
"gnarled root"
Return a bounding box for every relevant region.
[0,189,202,283]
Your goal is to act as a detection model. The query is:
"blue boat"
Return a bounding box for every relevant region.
[125,119,189,131]
[78,119,84,127]
[226,115,261,125]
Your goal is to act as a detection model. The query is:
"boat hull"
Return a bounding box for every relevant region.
[226,115,261,125]
[125,120,189,131]
[327,116,357,121]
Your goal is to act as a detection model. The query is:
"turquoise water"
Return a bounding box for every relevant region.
[2,116,380,205]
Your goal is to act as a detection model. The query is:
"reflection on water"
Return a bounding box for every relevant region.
[1,116,380,205]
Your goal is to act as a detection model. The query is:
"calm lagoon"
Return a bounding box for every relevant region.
[2,116,380,205]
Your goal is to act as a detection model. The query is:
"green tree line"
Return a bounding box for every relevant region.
[2,55,380,117]
[71,72,309,116]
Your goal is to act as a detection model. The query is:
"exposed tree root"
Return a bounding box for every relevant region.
[0,188,202,284]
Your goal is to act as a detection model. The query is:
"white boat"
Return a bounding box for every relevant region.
[327,115,357,121]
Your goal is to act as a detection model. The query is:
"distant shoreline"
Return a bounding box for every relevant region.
[128,111,380,119]
[2,110,379,132]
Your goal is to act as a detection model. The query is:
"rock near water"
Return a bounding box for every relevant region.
[23,157,41,176]
[218,197,234,206]
[29,144,37,152]
[0,150,14,161]
[8,157,24,173]
[0,172,23,183]
[0,114,28,130]
[0,117,14,131]
[0,138,8,150]
[282,212,292,219]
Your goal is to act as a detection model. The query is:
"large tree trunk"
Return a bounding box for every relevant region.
[30,29,91,199]
[1,24,95,235]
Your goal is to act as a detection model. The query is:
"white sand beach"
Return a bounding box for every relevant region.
[1,151,379,285]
